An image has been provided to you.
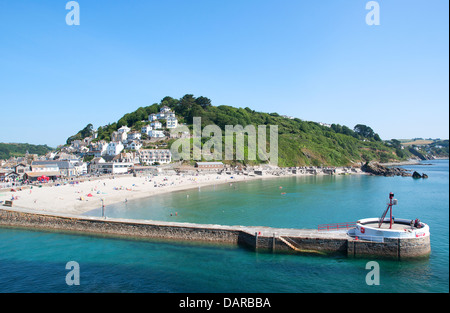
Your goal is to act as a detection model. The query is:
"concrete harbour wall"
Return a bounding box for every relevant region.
[0,208,430,259]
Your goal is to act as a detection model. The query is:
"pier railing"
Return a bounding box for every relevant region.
[318,222,357,232]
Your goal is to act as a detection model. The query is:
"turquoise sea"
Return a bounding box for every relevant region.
[0,160,448,293]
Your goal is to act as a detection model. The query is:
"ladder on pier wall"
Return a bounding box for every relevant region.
[278,236,325,255]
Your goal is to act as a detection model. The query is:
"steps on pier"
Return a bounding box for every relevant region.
[278,236,325,255]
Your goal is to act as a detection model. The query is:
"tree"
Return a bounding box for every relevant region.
[178,94,197,117]
[80,124,94,138]
[66,123,93,144]
[145,103,159,115]
[117,118,127,129]
[195,96,212,109]
[342,125,354,137]
[161,96,179,109]
[373,133,381,141]
[390,139,402,148]
[354,124,374,138]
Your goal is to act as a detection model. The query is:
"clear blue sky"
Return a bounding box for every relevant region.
[0,0,448,147]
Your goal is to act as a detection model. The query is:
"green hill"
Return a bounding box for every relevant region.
[70,94,410,167]
[0,143,54,160]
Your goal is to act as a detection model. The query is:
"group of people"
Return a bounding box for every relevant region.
[411,218,422,229]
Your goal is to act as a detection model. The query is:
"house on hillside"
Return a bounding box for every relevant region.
[166,117,178,129]
[125,140,142,151]
[149,113,158,122]
[111,131,127,143]
[88,140,108,157]
[141,125,152,135]
[117,126,131,134]
[149,106,176,121]
[149,130,165,138]
[150,121,163,129]
[127,132,141,143]
[106,142,124,156]
[160,106,171,113]
[112,152,140,164]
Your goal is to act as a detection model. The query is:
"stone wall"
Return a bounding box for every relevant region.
[252,235,349,255]
[399,236,431,258]
[347,237,431,259]
[0,209,241,245]
[0,208,431,259]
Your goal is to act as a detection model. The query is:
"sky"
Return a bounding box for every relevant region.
[0,0,448,147]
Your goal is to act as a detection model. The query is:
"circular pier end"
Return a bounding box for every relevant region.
[350,217,431,259]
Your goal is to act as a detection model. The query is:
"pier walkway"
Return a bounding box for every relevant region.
[0,207,430,259]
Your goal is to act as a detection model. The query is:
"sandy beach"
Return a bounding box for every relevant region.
[0,169,367,216]
[0,173,284,215]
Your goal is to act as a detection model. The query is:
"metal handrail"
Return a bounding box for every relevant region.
[318,222,357,231]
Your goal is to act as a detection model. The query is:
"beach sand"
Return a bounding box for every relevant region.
[0,173,279,215]
[1,170,366,216]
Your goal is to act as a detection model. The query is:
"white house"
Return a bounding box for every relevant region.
[127,132,141,141]
[141,125,152,135]
[138,149,172,165]
[160,106,171,113]
[166,117,178,129]
[156,111,175,120]
[126,140,142,151]
[319,122,331,128]
[106,142,124,156]
[31,163,60,173]
[73,161,88,176]
[88,157,106,173]
[117,126,131,134]
[71,140,85,150]
[150,106,176,121]
[151,121,163,129]
[93,162,133,175]
[169,129,190,139]
[89,141,108,157]
[112,152,140,164]
[166,112,176,119]
[112,131,127,143]
[149,114,158,122]
[149,130,165,138]
[31,160,78,177]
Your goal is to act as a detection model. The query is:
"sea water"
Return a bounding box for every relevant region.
[0,160,448,292]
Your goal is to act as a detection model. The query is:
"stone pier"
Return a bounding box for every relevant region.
[0,208,430,259]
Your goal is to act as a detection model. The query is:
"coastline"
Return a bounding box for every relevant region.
[380,158,448,167]
[1,170,365,216]
[379,159,421,166]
